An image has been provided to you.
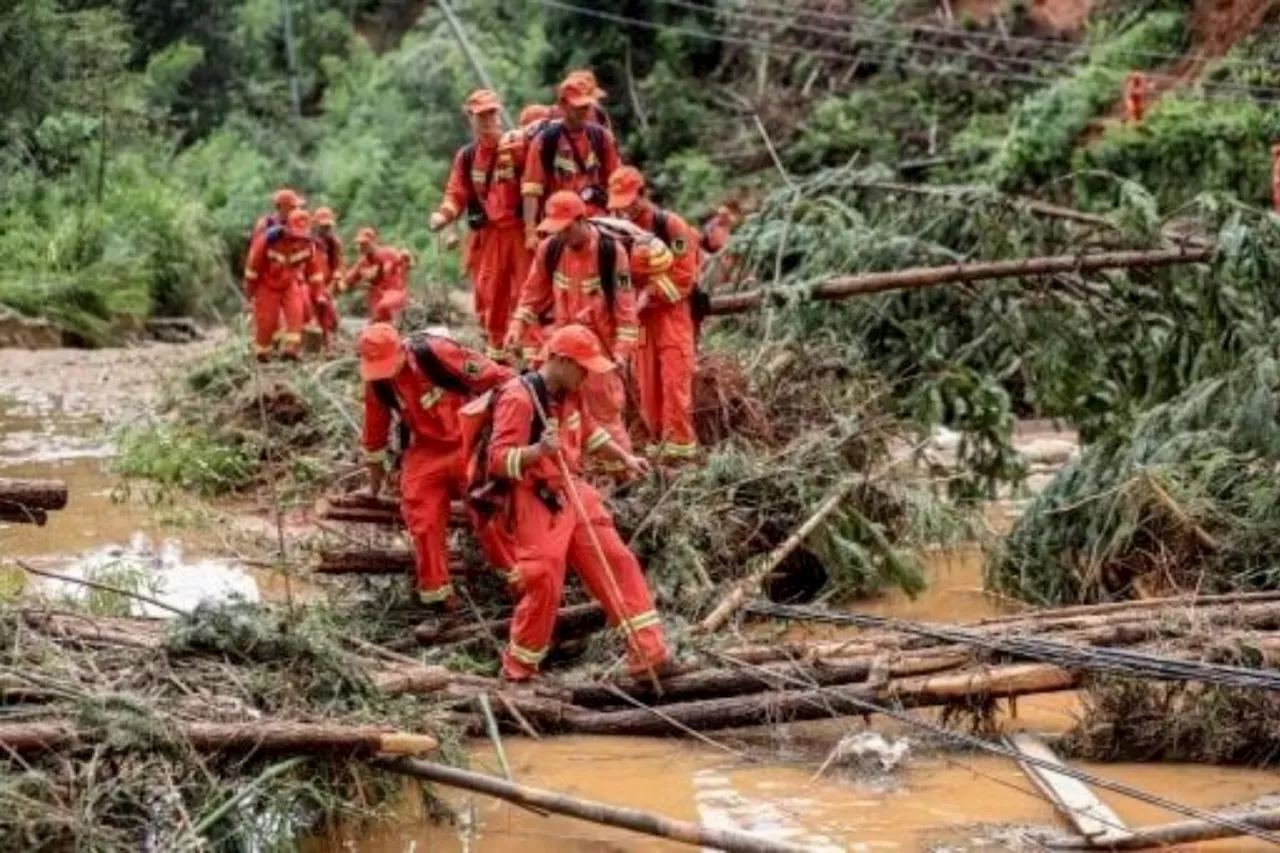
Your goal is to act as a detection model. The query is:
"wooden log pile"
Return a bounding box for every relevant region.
[0,477,69,526]
[315,493,465,528]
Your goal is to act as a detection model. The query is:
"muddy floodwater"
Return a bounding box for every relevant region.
[3,341,1278,851]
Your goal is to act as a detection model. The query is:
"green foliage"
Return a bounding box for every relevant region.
[989,13,1187,190]
[1074,95,1280,211]
[116,421,258,497]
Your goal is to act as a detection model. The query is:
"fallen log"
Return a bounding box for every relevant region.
[709,247,1214,316]
[0,506,48,526]
[316,494,466,527]
[1046,808,1280,850]
[416,602,606,647]
[374,757,812,853]
[549,663,1079,736]
[0,720,438,757]
[0,477,68,511]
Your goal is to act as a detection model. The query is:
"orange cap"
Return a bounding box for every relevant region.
[537,191,586,235]
[558,75,596,109]
[568,69,606,100]
[286,209,312,238]
[357,323,405,381]
[543,324,614,374]
[465,89,502,115]
[607,166,646,211]
[274,188,304,211]
[313,206,336,227]
[519,104,552,127]
[355,227,377,246]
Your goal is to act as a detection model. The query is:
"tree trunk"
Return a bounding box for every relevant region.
[316,494,465,527]
[0,507,48,526]
[709,248,1214,316]
[1047,808,1280,850]
[0,478,68,511]
[375,756,811,853]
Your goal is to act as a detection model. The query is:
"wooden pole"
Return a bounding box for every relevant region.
[435,0,513,127]
[374,757,813,853]
[698,477,858,634]
[708,247,1214,316]
[1046,808,1280,850]
[0,478,69,510]
[415,602,605,646]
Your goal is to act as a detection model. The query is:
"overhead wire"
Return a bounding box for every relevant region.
[718,0,1280,72]
[705,649,1280,846]
[746,601,1280,692]
[535,0,1280,100]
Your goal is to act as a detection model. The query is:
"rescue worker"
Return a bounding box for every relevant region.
[1124,71,1148,123]
[554,69,612,131]
[307,206,342,354]
[506,191,638,455]
[430,90,531,360]
[522,74,622,250]
[243,208,322,362]
[483,323,668,681]
[343,228,407,323]
[1271,143,1280,213]
[606,167,699,463]
[253,188,305,241]
[359,323,515,606]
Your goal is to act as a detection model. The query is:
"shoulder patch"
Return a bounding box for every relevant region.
[671,237,688,255]
[463,359,483,377]
[617,272,632,291]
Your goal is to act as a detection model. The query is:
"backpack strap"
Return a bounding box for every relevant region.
[462,143,497,224]
[370,379,410,468]
[407,335,475,397]
[652,210,670,247]
[538,122,564,185]
[597,231,618,310]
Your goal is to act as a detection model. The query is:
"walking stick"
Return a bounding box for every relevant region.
[524,388,664,695]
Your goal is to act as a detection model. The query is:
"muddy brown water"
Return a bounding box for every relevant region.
[2,343,1276,851]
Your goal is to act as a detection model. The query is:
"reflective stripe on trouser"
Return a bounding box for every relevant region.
[401,445,466,596]
[253,284,306,354]
[502,478,668,681]
[582,369,631,456]
[636,304,696,455]
[471,226,531,351]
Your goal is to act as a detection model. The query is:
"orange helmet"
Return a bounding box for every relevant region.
[519,104,552,127]
[273,188,305,211]
[355,227,377,246]
[313,206,336,228]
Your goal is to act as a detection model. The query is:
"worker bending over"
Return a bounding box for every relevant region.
[522,74,622,250]
[344,227,407,323]
[483,324,668,681]
[359,323,514,607]
[243,208,322,362]
[507,191,638,455]
[606,167,700,463]
[431,90,531,360]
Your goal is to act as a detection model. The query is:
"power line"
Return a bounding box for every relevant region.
[649,0,1280,98]
[536,0,1280,101]
[707,649,1280,846]
[723,0,1280,72]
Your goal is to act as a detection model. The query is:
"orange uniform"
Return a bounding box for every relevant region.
[621,205,700,461]
[1124,72,1147,123]
[242,213,323,359]
[1271,144,1280,213]
[511,226,638,453]
[308,230,342,345]
[522,121,621,216]
[486,372,667,680]
[345,245,407,322]
[438,136,531,357]
[363,333,514,601]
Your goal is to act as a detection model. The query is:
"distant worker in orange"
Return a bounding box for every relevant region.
[253,188,305,241]
[1124,71,1148,123]
[343,228,407,323]
[431,90,531,360]
[1271,143,1280,213]
[607,167,700,463]
[522,74,622,249]
[554,69,611,131]
[507,191,638,454]
[360,324,515,607]
[243,208,322,361]
[307,206,342,353]
[483,324,667,681]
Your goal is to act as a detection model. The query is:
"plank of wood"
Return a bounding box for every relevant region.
[1007,733,1132,845]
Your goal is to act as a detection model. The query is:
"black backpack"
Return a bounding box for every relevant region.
[460,143,499,230]
[649,209,711,327]
[538,121,608,204]
[465,372,560,517]
[544,227,620,310]
[370,334,475,462]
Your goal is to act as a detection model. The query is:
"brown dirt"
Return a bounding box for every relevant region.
[953,0,1095,34]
